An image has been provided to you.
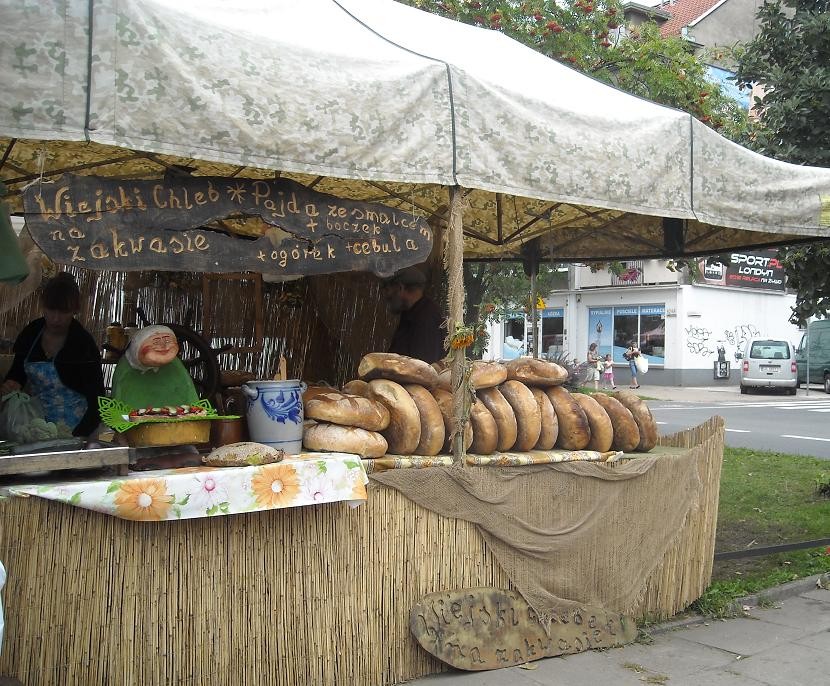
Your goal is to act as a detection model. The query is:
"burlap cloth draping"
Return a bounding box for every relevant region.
[371,448,704,620]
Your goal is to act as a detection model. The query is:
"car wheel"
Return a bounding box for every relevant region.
[825,374,830,394]
[788,387,797,396]
[740,385,747,394]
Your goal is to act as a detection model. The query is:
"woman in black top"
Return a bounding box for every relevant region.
[1,272,104,437]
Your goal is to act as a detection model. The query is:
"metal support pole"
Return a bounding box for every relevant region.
[806,327,811,396]
[530,269,538,358]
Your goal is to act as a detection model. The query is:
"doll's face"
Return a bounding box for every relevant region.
[138,331,179,367]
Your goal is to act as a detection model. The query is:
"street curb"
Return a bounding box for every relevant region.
[647,574,826,635]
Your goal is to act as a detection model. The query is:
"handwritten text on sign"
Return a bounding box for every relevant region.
[22,175,433,277]
[410,588,637,671]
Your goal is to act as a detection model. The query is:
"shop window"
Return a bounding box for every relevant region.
[541,309,564,359]
[590,305,665,364]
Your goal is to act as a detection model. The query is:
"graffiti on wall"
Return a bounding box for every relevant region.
[723,324,760,354]
[685,322,761,359]
[685,325,714,356]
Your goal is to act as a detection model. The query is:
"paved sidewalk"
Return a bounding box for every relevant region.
[629,383,827,404]
[406,577,830,686]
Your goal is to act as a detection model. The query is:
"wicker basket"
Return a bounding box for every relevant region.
[125,419,212,447]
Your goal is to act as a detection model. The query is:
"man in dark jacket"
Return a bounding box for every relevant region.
[383,267,445,364]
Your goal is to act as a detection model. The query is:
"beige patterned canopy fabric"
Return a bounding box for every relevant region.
[1,0,829,262]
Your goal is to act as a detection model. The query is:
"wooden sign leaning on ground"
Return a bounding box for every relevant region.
[22,174,433,277]
[410,588,637,671]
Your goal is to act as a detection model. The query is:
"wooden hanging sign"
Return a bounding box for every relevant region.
[410,588,637,671]
[22,174,433,277]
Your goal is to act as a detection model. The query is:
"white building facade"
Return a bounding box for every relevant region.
[486,251,803,386]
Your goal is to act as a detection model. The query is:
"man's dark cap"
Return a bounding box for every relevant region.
[385,266,427,287]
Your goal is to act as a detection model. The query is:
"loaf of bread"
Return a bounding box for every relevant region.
[341,379,369,397]
[505,358,569,387]
[477,387,518,452]
[545,386,591,450]
[405,384,446,456]
[531,387,558,450]
[572,393,614,453]
[431,359,451,374]
[613,391,658,452]
[303,385,338,403]
[432,387,473,453]
[359,352,439,387]
[436,360,508,391]
[368,379,422,455]
[469,399,498,455]
[499,380,542,452]
[303,422,388,458]
[305,391,390,432]
[592,393,640,453]
[203,442,284,467]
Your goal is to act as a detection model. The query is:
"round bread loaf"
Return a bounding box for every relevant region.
[499,380,541,452]
[367,379,422,455]
[505,358,569,387]
[571,393,614,452]
[303,422,388,458]
[613,391,658,452]
[341,379,369,397]
[431,359,451,374]
[592,393,640,453]
[303,385,338,403]
[305,391,390,432]
[359,352,439,387]
[530,387,558,450]
[545,386,591,450]
[404,384,446,456]
[469,399,498,455]
[477,387,518,452]
[203,441,284,467]
[437,360,508,391]
[432,388,473,453]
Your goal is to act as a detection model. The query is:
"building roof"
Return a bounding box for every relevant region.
[658,0,725,38]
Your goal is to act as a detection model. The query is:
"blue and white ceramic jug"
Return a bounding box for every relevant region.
[241,379,307,454]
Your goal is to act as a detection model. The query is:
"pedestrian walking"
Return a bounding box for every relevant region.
[624,340,641,389]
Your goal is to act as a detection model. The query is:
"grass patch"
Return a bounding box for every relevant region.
[691,447,830,617]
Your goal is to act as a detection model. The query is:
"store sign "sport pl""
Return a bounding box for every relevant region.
[22,174,433,277]
[699,249,785,291]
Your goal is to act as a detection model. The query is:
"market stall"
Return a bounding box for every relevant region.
[1,1,830,685]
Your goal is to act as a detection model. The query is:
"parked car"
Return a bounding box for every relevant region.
[795,320,830,393]
[738,338,798,394]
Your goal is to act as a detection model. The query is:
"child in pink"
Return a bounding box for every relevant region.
[602,354,616,390]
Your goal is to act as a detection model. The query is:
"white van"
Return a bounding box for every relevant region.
[739,338,798,395]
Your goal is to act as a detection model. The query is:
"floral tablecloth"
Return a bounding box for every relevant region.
[6,453,368,522]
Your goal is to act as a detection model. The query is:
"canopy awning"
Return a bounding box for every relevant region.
[1,0,829,261]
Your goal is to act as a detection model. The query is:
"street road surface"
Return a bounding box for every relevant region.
[648,396,830,459]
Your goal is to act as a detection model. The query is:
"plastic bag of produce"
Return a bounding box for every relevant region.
[0,391,58,442]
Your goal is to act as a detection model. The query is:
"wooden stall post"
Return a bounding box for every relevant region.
[446,186,466,465]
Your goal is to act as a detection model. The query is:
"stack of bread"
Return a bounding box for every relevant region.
[301,353,658,458]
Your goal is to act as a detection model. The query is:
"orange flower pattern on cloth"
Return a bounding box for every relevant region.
[251,463,301,508]
[114,478,174,521]
[10,453,368,521]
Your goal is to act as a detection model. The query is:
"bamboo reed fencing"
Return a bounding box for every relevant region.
[0,417,723,685]
[0,268,395,387]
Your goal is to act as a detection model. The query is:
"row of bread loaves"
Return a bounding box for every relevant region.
[301,354,657,457]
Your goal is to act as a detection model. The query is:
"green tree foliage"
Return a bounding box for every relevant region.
[464,261,565,357]
[734,0,830,324]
